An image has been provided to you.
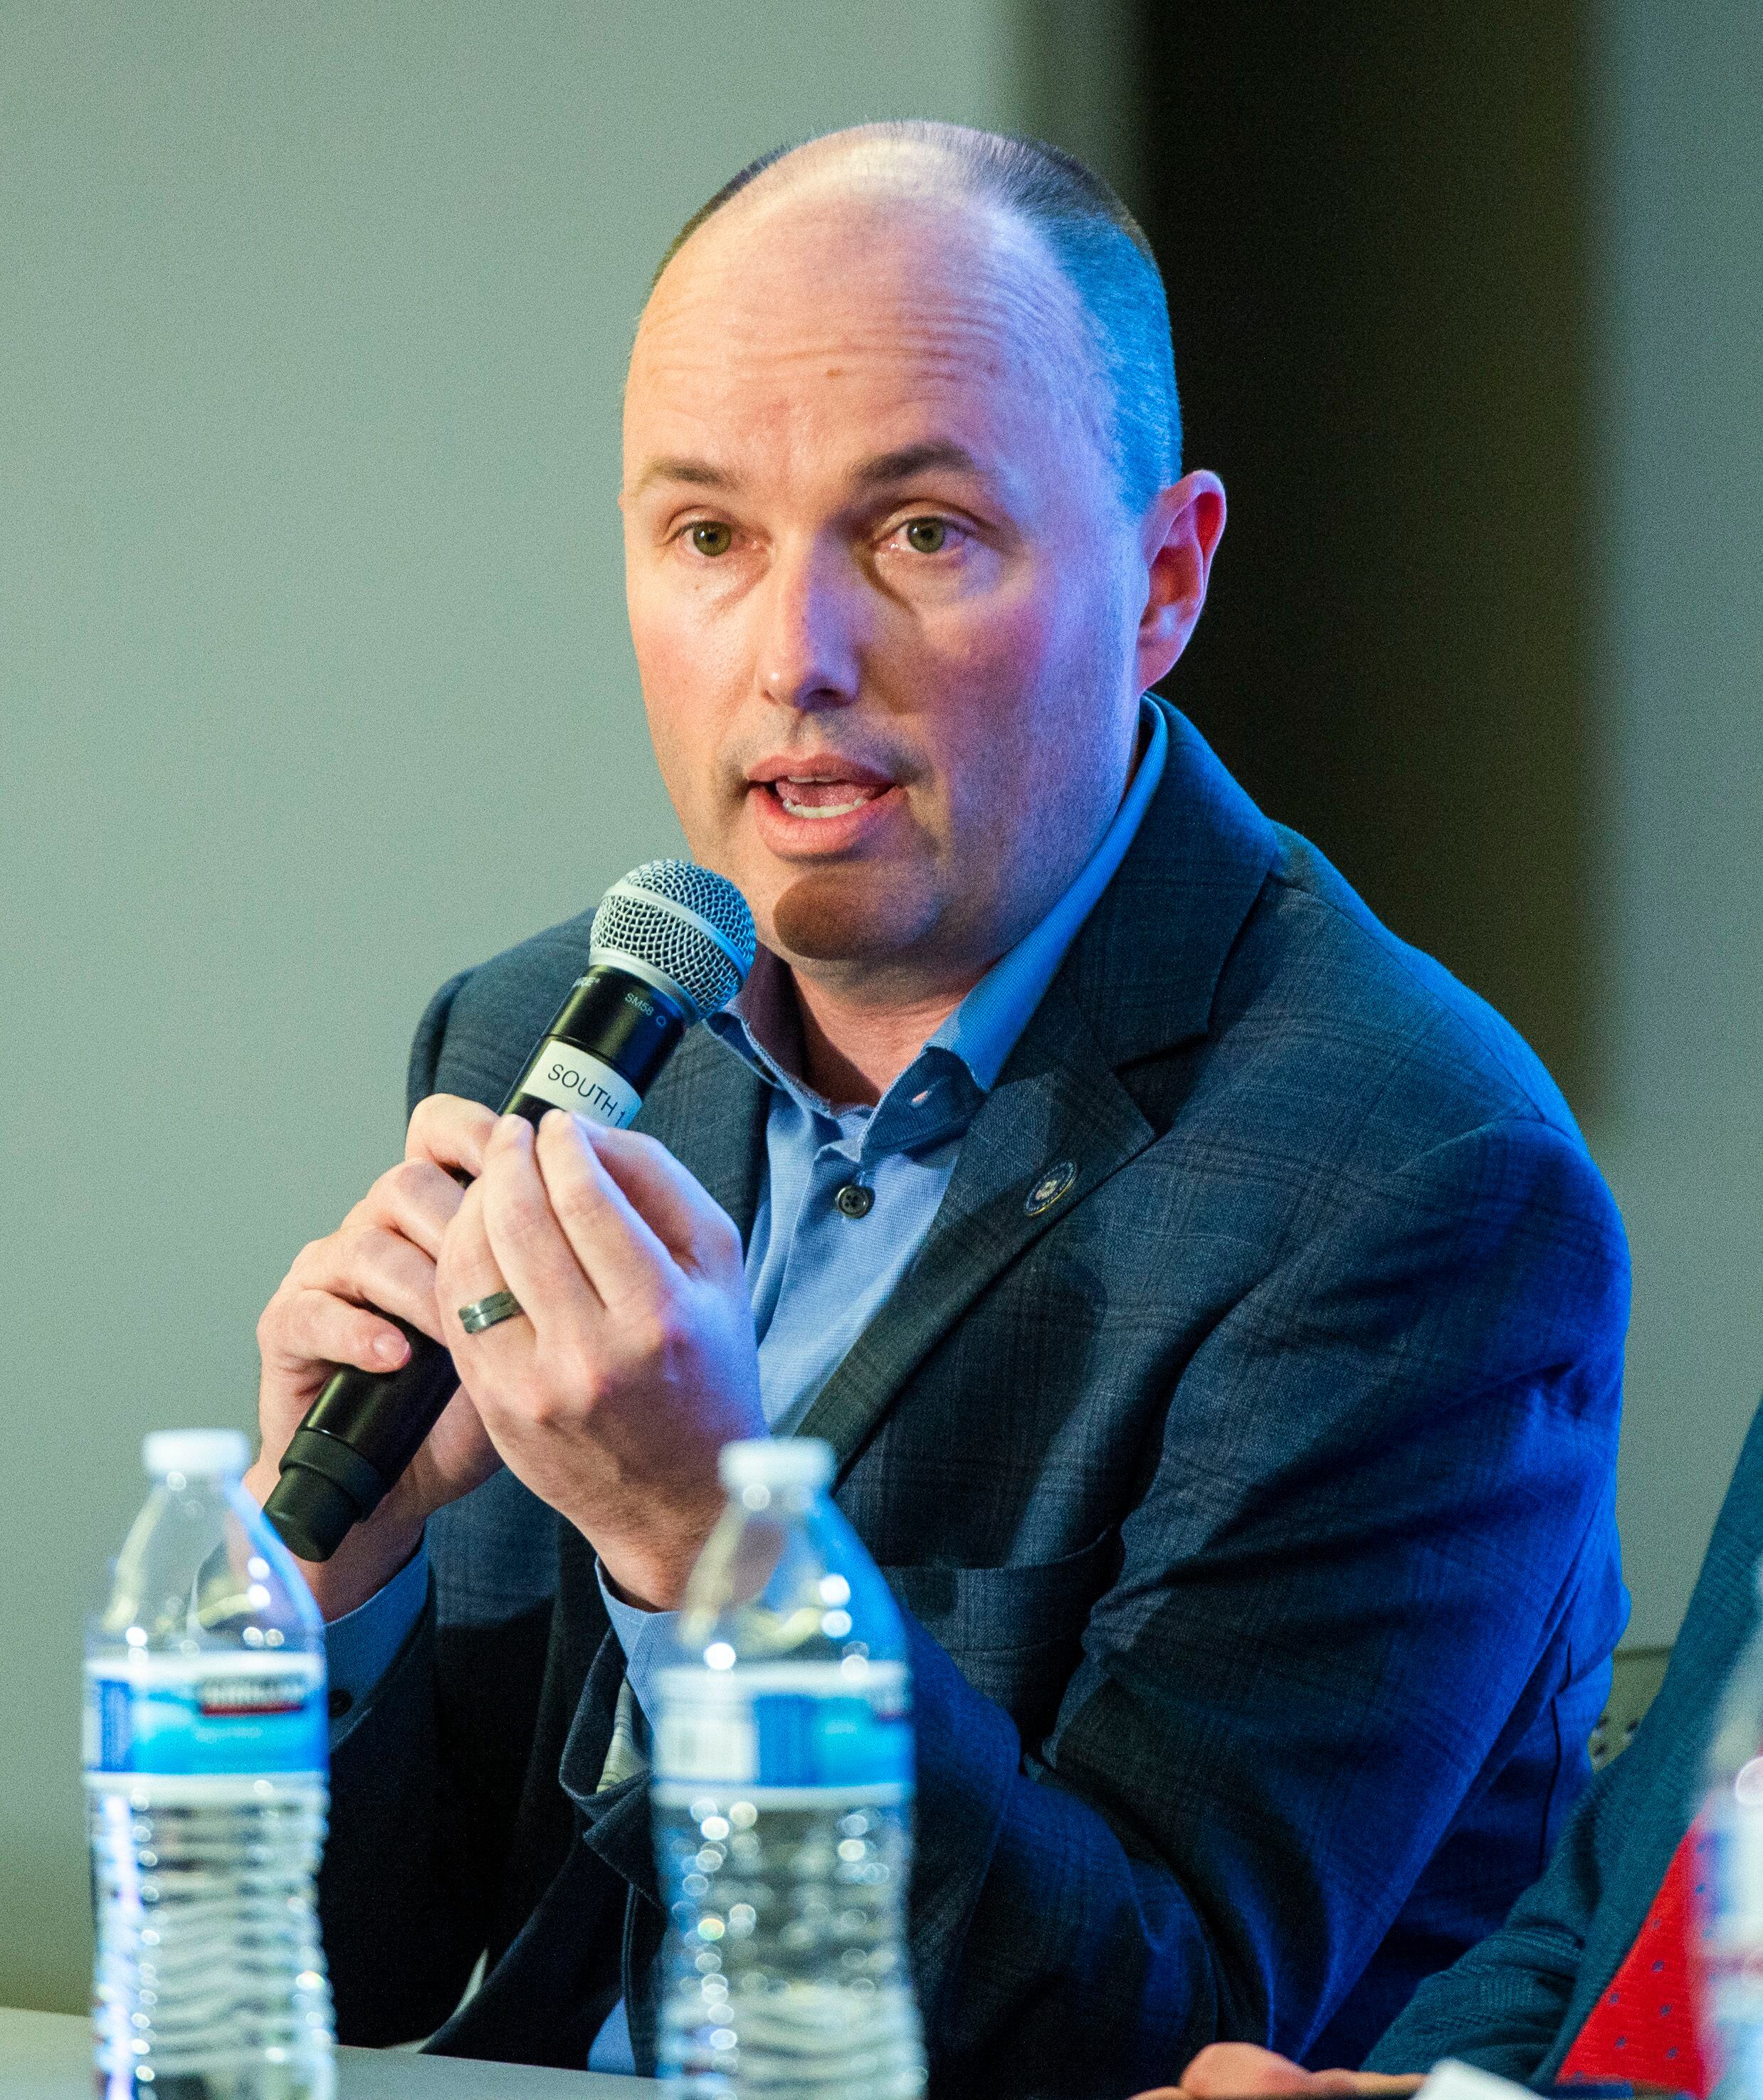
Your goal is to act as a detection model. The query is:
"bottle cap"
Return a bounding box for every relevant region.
[142,1428,251,1479]
[718,1436,834,1494]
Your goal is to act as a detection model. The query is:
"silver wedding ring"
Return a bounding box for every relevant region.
[457,1289,525,1336]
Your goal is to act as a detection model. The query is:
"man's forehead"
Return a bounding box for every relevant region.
[624,182,1095,485]
[640,198,1067,357]
[624,344,1038,510]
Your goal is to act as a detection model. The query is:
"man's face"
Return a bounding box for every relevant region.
[621,181,1150,1001]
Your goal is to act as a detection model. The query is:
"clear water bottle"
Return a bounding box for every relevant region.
[85,1429,334,2100]
[1699,1563,1763,2099]
[652,1437,925,2098]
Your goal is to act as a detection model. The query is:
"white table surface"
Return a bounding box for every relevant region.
[0,2008,648,2098]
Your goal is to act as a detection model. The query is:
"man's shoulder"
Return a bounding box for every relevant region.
[407,907,598,1114]
[1083,708,1589,1177]
[1208,819,1587,1164]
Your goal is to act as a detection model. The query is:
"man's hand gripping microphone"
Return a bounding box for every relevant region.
[261,861,755,1561]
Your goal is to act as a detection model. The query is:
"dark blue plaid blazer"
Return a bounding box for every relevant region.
[317,703,1630,2097]
[1368,1398,1763,2085]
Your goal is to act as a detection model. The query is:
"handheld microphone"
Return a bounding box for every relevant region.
[262,860,756,1563]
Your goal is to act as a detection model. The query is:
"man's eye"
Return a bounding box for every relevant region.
[689,522,734,557]
[902,517,949,554]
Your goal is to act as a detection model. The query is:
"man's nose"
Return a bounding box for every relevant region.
[754,539,864,714]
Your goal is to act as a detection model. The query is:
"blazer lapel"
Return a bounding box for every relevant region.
[794,977,1154,1473]
[1066,699,1280,1070]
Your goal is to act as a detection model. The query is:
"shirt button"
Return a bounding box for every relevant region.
[833,1181,875,1218]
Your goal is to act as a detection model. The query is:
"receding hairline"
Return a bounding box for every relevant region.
[638,139,1094,369]
[641,121,1182,508]
[635,167,1098,389]
[652,127,1063,286]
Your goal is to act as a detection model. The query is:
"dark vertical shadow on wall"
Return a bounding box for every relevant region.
[1129,3,1596,1109]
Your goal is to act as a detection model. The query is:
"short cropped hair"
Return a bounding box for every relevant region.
[654,121,1182,513]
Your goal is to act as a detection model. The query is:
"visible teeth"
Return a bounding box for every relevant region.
[777,791,871,818]
[765,773,885,819]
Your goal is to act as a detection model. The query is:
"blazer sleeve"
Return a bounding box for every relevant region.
[1359,1756,1616,2080]
[1366,1391,1763,2084]
[895,1113,1628,2099]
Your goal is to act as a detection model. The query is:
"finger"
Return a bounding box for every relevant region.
[434,1181,531,1366]
[405,1092,501,1179]
[439,1136,598,1363]
[474,1115,609,1330]
[261,1288,411,1379]
[1181,2046,1326,2099]
[290,1223,447,1336]
[533,1112,677,1309]
[434,1178,509,1321]
[569,1120,742,1273]
[363,1156,473,1260]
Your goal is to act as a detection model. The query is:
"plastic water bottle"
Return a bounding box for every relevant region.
[652,1437,925,2097]
[1700,1563,1763,2099]
[85,1429,334,2100]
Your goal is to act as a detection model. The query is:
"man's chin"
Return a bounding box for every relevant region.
[769,866,933,966]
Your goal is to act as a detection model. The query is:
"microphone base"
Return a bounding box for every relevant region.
[263,1428,389,1562]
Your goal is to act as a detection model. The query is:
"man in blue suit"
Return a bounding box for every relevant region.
[247,124,1630,2094]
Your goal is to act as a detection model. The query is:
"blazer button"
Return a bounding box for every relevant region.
[833,1181,875,1218]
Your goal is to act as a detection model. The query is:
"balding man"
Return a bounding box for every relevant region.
[250,125,1629,2096]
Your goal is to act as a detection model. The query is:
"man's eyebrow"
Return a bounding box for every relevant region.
[629,440,987,500]
[852,440,984,488]
[629,456,736,496]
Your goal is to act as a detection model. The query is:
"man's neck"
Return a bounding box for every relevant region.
[789,968,982,1107]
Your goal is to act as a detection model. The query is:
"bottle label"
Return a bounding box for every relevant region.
[83,1652,327,1778]
[652,1659,911,1800]
[512,1041,642,1128]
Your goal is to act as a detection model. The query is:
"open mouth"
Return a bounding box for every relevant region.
[765,776,891,821]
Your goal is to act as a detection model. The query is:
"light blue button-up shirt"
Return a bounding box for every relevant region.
[323,700,1167,2072]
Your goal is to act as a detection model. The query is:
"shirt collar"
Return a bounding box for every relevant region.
[707,695,1169,1121]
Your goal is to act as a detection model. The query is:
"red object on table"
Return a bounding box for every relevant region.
[1559,1826,1708,2096]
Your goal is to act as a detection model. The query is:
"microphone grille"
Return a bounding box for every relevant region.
[589,860,756,1018]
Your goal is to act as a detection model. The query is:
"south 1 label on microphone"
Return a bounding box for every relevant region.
[514,1039,643,1128]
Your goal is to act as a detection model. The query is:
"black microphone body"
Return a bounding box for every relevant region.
[262,864,754,1562]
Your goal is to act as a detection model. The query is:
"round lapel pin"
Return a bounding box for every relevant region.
[1024,1159,1078,1216]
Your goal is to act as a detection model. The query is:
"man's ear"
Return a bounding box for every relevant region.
[1135,470,1226,693]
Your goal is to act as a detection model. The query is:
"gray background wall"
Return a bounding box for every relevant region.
[2,0,1759,2022]
[0,0,1026,2011]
